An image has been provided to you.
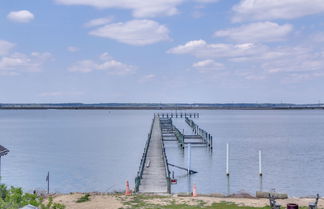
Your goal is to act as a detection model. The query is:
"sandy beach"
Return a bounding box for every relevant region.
[49,193,323,209]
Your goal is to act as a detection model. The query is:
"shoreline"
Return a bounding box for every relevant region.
[1,103,324,110]
[1,107,324,110]
[49,193,324,209]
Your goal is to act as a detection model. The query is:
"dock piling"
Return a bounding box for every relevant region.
[187,143,191,174]
[226,144,230,176]
[259,150,262,176]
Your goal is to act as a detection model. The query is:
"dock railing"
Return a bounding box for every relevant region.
[155,112,199,118]
[161,126,171,193]
[135,118,154,192]
[185,117,213,149]
[172,124,185,148]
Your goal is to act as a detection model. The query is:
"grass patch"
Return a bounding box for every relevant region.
[120,195,274,209]
[76,194,91,203]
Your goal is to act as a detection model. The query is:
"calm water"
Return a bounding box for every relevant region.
[0,110,323,196]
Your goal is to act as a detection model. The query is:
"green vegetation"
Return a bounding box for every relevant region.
[0,184,65,209]
[119,195,308,209]
[76,193,91,203]
[119,195,266,209]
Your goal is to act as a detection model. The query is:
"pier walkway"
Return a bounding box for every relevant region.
[136,116,171,193]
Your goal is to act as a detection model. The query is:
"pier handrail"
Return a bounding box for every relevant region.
[185,117,213,149]
[135,118,154,192]
[160,120,171,193]
[172,124,184,147]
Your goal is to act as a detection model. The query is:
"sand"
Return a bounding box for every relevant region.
[51,193,123,209]
[50,193,323,209]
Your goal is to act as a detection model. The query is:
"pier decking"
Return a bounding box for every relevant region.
[136,116,170,193]
[160,117,212,149]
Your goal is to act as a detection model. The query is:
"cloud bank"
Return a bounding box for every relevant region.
[89,19,170,46]
[7,10,35,23]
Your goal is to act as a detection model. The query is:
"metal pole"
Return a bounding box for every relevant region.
[226,144,230,176]
[259,150,262,176]
[188,143,191,174]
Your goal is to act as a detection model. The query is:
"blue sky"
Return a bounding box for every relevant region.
[1,0,324,103]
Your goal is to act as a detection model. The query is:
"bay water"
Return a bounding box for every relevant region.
[0,110,323,197]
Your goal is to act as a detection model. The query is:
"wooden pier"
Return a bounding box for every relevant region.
[160,117,210,149]
[135,115,210,193]
[0,145,9,183]
[155,112,199,118]
[185,117,213,149]
[135,116,171,193]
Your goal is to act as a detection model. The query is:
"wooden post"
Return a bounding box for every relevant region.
[227,175,230,196]
[188,144,191,174]
[259,150,262,176]
[226,143,229,175]
[210,136,213,149]
[46,171,50,194]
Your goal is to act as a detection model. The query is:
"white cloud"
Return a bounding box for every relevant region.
[7,10,35,23]
[67,46,80,52]
[284,72,324,83]
[0,52,52,74]
[167,40,267,58]
[138,74,156,83]
[89,19,170,46]
[168,39,324,81]
[84,16,113,27]
[0,40,15,56]
[233,0,324,22]
[192,59,224,73]
[214,22,293,43]
[68,52,136,75]
[0,40,51,75]
[55,0,183,18]
[261,47,324,74]
[229,45,324,75]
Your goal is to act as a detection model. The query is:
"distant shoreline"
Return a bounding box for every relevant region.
[1,103,324,110]
[0,106,324,110]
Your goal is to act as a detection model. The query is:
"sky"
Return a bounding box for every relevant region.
[1,0,324,103]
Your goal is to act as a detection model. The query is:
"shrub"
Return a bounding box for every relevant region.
[0,184,65,209]
[76,193,91,203]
